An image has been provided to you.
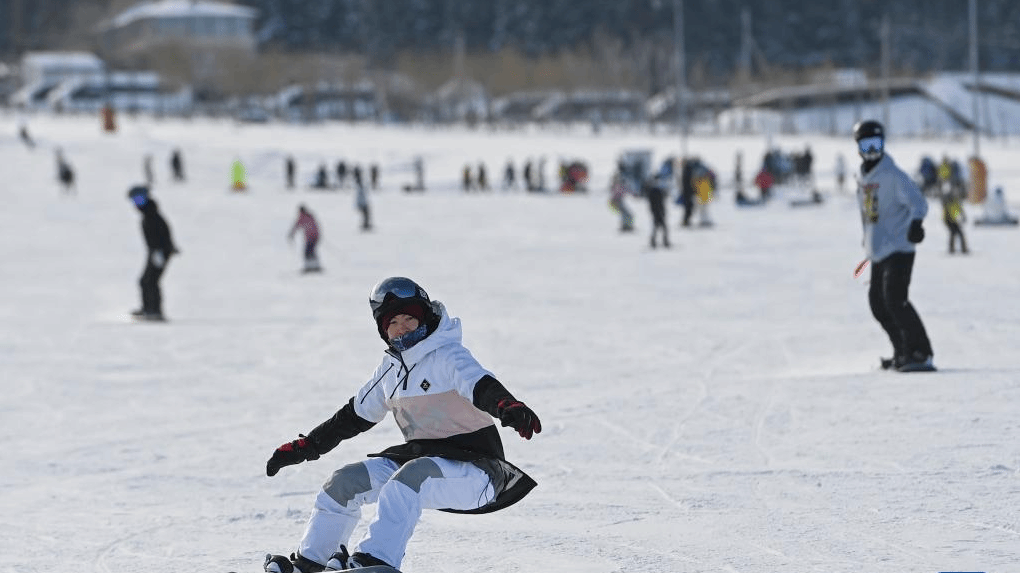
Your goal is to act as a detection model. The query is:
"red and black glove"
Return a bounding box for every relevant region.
[497,399,542,440]
[266,435,320,477]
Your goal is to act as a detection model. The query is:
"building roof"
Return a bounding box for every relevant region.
[106,0,257,29]
[22,51,105,70]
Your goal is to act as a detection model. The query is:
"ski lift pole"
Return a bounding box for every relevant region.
[969,0,980,159]
[672,0,687,158]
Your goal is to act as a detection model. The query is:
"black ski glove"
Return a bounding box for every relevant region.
[266,435,320,476]
[496,399,542,440]
[907,219,925,243]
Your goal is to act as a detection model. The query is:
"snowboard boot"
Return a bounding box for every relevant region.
[132,309,166,321]
[896,350,936,372]
[265,552,325,573]
[324,546,390,570]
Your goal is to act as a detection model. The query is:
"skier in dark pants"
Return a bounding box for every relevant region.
[286,156,296,189]
[854,120,934,372]
[128,186,178,321]
[941,188,968,254]
[170,149,185,182]
[678,158,696,227]
[644,177,670,249]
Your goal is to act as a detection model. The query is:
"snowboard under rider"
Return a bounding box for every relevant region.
[853,120,934,372]
[264,277,542,572]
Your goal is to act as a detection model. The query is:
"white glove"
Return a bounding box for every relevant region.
[151,251,166,268]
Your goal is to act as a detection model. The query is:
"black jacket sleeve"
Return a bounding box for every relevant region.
[472,375,517,417]
[305,397,377,455]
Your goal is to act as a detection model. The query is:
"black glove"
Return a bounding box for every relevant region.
[907,219,925,243]
[496,399,542,440]
[266,435,320,477]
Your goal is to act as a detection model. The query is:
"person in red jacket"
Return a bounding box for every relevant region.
[289,205,322,273]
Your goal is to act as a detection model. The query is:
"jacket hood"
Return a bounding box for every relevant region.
[386,301,461,362]
[861,152,896,179]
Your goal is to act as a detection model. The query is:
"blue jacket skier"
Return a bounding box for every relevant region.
[264,277,541,572]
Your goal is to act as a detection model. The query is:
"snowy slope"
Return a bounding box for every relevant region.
[1,114,1019,573]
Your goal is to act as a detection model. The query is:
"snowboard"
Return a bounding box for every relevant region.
[896,361,937,373]
[242,566,401,573]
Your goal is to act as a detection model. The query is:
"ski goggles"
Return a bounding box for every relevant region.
[130,193,148,207]
[857,136,884,155]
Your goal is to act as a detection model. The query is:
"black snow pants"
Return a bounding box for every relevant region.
[868,252,932,359]
[140,259,167,314]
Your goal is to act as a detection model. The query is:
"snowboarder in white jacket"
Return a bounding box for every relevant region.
[264,277,542,573]
[854,120,934,372]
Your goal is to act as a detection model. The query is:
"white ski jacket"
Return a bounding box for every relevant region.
[353,301,495,444]
[303,301,537,514]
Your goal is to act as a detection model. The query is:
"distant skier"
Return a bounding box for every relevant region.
[352,164,363,190]
[55,148,75,194]
[335,161,348,189]
[19,124,35,148]
[355,179,371,232]
[941,188,968,254]
[128,186,178,321]
[976,186,1019,226]
[644,175,670,249]
[370,163,379,190]
[853,120,934,372]
[143,154,154,186]
[835,152,847,193]
[477,162,488,191]
[170,149,185,182]
[286,156,296,190]
[678,158,696,227]
[263,277,541,573]
[312,164,329,190]
[503,159,516,190]
[288,204,322,273]
[609,172,634,232]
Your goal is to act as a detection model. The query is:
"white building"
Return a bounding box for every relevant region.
[45,72,193,114]
[722,72,1020,137]
[11,51,107,109]
[99,0,258,56]
[20,51,106,86]
[276,82,379,122]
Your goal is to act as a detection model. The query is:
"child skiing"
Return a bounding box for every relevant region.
[263,277,542,572]
[288,205,322,273]
[941,187,968,254]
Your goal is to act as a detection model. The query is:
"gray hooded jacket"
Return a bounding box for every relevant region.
[857,153,929,263]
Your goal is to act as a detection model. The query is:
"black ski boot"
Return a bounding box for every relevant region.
[265,552,325,573]
[324,546,391,570]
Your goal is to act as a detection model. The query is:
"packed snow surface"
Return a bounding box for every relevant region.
[2,114,1019,573]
